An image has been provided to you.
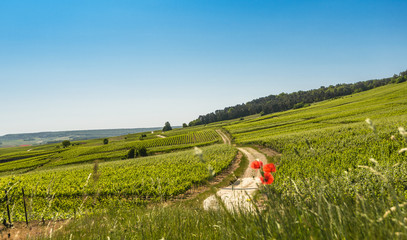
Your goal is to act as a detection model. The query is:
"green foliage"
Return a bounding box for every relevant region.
[53,165,407,239]
[163,121,172,131]
[0,144,236,221]
[127,148,135,159]
[61,140,71,148]
[103,138,108,145]
[190,71,403,126]
[137,146,148,157]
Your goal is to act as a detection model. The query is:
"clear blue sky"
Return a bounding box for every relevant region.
[1,0,406,135]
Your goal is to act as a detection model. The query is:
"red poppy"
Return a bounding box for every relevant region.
[263,163,276,173]
[260,172,274,184]
[250,160,263,169]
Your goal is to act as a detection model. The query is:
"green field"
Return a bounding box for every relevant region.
[51,81,407,239]
[227,81,407,182]
[1,81,407,239]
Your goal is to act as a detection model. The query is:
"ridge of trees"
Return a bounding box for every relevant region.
[189,70,407,126]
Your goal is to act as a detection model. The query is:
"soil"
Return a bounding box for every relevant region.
[216,130,231,145]
[0,219,70,240]
[254,145,281,158]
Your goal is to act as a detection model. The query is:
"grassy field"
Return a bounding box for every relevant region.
[1,82,407,239]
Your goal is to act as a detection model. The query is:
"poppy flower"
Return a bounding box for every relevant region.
[260,172,274,184]
[250,160,263,169]
[263,163,276,173]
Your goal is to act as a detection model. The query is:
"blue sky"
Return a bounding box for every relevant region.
[1,0,406,135]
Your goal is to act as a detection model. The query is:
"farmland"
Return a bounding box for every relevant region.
[49,81,407,239]
[0,144,236,221]
[1,82,407,239]
[0,129,221,173]
[227,81,407,182]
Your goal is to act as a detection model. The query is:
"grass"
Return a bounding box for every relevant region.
[49,163,407,239]
[2,82,407,239]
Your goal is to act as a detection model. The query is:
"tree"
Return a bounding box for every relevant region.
[162,121,172,131]
[62,140,71,148]
[138,146,148,156]
[127,148,135,159]
[182,123,188,128]
[103,138,109,145]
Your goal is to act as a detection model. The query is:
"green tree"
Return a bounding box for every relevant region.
[62,140,71,148]
[138,146,148,157]
[182,123,188,128]
[103,138,109,145]
[163,122,172,131]
[127,148,135,159]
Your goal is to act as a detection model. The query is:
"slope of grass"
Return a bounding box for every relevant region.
[50,82,407,239]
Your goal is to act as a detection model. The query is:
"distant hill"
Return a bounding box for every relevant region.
[0,128,161,148]
[189,69,407,126]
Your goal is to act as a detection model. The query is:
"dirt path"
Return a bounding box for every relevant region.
[156,135,166,138]
[203,147,269,211]
[216,129,231,145]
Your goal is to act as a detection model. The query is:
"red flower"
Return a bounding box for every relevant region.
[260,172,274,184]
[250,160,263,169]
[263,163,276,173]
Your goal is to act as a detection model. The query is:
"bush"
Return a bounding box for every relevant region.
[138,146,148,157]
[127,148,135,159]
[62,140,71,148]
[163,122,172,131]
[103,138,109,145]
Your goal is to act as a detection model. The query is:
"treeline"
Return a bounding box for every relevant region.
[189,70,407,126]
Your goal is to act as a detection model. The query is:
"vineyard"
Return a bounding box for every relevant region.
[0,129,221,173]
[224,82,407,197]
[0,144,236,221]
[42,81,407,239]
[1,82,407,239]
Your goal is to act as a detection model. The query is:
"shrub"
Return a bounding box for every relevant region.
[127,148,135,159]
[138,146,148,157]
[62,140,71,148]
[163,122,172,131]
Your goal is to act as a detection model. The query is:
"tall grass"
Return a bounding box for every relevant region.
[48,164,407,239]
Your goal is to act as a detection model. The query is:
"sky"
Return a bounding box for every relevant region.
[1,0,407,136]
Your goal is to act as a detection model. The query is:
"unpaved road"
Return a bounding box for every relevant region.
[216,129,231,145]
[156,135,166,138]
[203,147,269,211]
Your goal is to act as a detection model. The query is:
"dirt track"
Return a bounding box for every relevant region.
[203,139,272,211]
[216,129,231,145]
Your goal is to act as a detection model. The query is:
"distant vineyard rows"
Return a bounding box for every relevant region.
[0,144,236,221]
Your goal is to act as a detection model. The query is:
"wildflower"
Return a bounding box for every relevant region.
[250,160,263,169]
[194,147,203,156]
[369,158,378,165]
[207,165,215,177]
[263,163,276,173]
[260,172,274,184]
[399,127,407,137]
[365,118,375,131]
